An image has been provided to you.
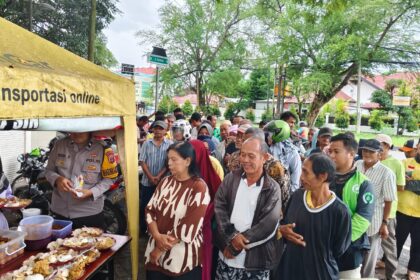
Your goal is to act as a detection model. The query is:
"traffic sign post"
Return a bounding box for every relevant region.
[148,47,169,111]
[148,54,169,66]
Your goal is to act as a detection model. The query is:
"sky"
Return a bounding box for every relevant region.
[103,0,165,68]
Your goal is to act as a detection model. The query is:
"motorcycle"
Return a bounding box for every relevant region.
[12,148,51,214]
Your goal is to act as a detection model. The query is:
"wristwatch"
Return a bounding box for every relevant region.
[382,219,389,225]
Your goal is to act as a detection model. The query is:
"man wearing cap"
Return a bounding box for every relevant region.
[139,120,173,234]
[355,139,397,278]
[397,138,420,280]
[226,124,252,172]
[400,138,419,159]
[376,134,405,280]
[309,127,333,155]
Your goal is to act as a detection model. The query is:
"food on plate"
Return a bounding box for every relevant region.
[95,236,115,251]
[50,268,69,280]
[84,249,100,264]
[71,227,103,237]
[47,239,64,251]
[68,260,86,280]
[2,198,32,209]
[32,259,51,277]
[24,274,44,280]
[0,236,10,245]
[63,237,94,250]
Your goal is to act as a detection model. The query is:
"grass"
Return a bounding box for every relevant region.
[333,129,414,147]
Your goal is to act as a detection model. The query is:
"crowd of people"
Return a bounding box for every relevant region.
[136,109,419,280]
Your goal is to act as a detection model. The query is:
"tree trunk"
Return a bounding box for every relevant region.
[88,0,96,62]
[197,72,205,107]
[306,96,326,127]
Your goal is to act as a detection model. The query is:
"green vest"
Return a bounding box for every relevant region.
[342,171,368,215]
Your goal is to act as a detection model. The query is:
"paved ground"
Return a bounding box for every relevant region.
[114,234,416,280]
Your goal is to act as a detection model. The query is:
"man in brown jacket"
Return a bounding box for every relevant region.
[214,137,283,280]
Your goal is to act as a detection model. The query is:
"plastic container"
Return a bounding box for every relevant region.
[52,219,73,240]
[18,215,53,241]
[25,236,52,251]
[0,230,26,265]
[22,208,41,218]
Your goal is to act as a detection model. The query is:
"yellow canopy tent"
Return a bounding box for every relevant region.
[0,18,139,279]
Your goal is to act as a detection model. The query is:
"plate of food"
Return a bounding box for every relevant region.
[62,237,95,251]
[95,236,116,251]
[68,259,86,280]
[32,259,53,277]
[71,227,103,237]
[48,249,78,267]
[1,197,32,209]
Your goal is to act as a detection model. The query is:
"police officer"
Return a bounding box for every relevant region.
[45,132,118,229]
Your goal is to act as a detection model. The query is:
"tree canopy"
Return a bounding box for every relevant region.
[0,0,119,68]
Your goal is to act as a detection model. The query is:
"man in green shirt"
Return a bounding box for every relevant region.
[376,134,405,280]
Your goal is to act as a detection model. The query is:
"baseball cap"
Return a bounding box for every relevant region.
[318,127,333,137]
[361,139,382,152]
[151,120,168,130]
[238,124,252,133]
[399,138,420,152]
[375,134,393,148]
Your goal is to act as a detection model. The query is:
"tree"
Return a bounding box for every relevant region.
[371,79,420,133]
[0,0,119,67]
[248,68,273,101]
[245,108,256,122]
[182,100,194,116]
[158,95,179,114]
[257,0,420,126]
[137,0,252,106]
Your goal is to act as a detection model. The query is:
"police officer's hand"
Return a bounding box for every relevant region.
[72,189,93,200]
[56,176,73,193]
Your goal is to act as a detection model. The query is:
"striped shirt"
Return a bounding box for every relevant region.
[355,160,396,236]
[139,138,172,186]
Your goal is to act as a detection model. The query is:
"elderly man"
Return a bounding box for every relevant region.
[376,134,405,279]
[214,137,282,280]
[45,132,118,229]
[355,139,397,278]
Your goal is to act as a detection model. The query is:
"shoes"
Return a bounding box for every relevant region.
[376,260,386,269]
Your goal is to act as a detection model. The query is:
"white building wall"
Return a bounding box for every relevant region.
[341,81,379,104]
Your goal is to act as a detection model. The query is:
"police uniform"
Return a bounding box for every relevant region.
[45,136,118,229]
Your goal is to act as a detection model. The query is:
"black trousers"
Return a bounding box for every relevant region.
[396,211,420,272]
[51,212,105,230]
[146,267,202,280]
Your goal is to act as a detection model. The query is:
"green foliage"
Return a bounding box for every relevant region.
[224,103,236,120]
[158,95,179,114]
[0,0,120,66]
[371,90,393,112]
[248,68,273,101]
[261,108,273,122]
[256,0,420,125]
[94,34,118,68]
[245,108,256,122]
[205,69,244,98]
[137,0,251,106]
[200,105,221,117]
[182,100,194,117]
[315,110,326,127]
[335,113,350,129]
[369,110,385,131]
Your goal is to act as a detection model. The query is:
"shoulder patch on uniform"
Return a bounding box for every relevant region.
[362,192,374,204]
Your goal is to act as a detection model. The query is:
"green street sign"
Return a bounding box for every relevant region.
[148,54,169,66]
